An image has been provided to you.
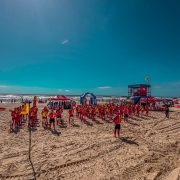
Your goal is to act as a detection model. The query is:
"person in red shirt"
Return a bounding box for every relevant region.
[68,107,74,125]
[76,106,79,118]
[132,105,135,117]
[28,108,34,128]
[128,105,132,118]
[141,105,144,117]
[136,105,140,117]
[10,108,17,130]
[113,113,121,138]
[145,105,149,117]
[33,106,38,122]
[123,106,128,122]
[81,107,86,122]
[56,107,63,125]
[48,109,56,130]
[120,106,124,119]
[91,107,96,121]
[109,107,113,120]
[101,107,106,120]
[15,108,20,128]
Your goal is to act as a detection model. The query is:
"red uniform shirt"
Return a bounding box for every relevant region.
[49,112,56,119]
[113,116,121,124]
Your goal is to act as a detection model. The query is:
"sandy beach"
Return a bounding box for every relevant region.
[1,103,180,180]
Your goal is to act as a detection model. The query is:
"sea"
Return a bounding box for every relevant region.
[0,94,126,103]
[0,94,178,104]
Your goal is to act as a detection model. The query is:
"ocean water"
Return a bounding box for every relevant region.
[0,94,124,103]
[0,94,177,104]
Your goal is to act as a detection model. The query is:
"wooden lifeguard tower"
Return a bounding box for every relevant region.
[126,84,151,104]
[128,84,151,97]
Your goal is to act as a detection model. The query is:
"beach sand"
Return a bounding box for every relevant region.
[1,103,180,180]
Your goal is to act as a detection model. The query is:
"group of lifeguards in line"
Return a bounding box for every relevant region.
[9,105,38,131]
[39,103,149,136]
[10,102,149,137]
[75,103,149,138]
[75,103,149,121]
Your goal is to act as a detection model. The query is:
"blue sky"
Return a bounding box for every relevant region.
[0,0,180,96]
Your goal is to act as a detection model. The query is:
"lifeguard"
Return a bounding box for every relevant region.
[123,106,128,122]
[10,108,17,130]
[68,107,74,125]
[41,107,48,127]
[48,109,56,130]
[56,107,63,125]
[145,105,149,117]
[113,113,121,138]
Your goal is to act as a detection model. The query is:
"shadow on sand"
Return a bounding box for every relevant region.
[95,120,104,125]
[72,124,80,128]
[85,121,93,126]
[50,129,61,136]
[59,124,67,128]
[141,116,149,120]
[105,119,112,123]
[9,128,20,134]
[128,122,139,126]
[28,127,38,132]
[120,137,139,146]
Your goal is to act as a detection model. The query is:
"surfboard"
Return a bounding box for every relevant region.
[0,107,6,111]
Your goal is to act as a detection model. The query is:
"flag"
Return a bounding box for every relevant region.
[20,104,29,115]
[33,96,36,107]
[145,77,149,81]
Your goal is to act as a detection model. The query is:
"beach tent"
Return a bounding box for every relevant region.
[48,95,71,109]
[50,95,70,101]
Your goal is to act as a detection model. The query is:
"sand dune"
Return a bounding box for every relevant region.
[1,103,180,180]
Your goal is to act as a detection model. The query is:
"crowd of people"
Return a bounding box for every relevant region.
[39,103,149,137]
[9,102,171,138]
[9,104,38,131]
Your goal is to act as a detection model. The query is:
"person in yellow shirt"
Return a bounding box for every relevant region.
[41,107,49,127]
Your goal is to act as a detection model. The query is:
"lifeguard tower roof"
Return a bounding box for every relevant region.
[128,84,151,88]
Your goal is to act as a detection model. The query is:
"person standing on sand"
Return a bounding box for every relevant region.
[145,105,149,117]
[10,108,17,130]
[68,107,74,125]
[41,107,48,127]
[56,106,63,125]
[113,113,121,138]
[48,109,56,130]
[165,104,169,118]
[123,106,128,122]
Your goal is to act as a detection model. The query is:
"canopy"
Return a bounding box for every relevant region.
[50,95,70,101]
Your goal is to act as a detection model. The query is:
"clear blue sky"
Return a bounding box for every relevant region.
[0,0,180,96]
